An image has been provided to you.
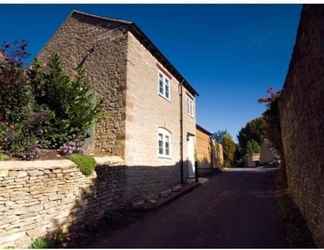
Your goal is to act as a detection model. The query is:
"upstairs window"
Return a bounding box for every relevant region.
[157,128,171,158]
[158,71,171,101]
[186,94,195,118]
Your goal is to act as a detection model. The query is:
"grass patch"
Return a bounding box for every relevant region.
[277,195,316,248]
[68,154,96,176]
[0,153,9,161]
[30,238,56,249]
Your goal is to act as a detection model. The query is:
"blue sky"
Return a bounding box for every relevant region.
[0,4,301,140]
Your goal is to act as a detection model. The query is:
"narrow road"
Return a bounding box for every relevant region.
[90,168,288,248]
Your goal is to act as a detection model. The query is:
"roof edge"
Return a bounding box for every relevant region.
[70,9,199,96]
[196,124,213,136]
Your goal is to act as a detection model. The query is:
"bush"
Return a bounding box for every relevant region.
[0,153,9,161]
[58,138,85,155]
[0,41,40,160]
[246,139,261,155]
[29,54,102,149]
[1,123,40,160]
[222,134,237,168]
[30,238,55,249]
[237,117,266,157]
[68,154,96,176]
[0,41,32,125]
[0,43,102,159]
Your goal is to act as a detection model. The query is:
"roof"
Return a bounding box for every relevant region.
[71,10,198,96]
[196,124,213,136]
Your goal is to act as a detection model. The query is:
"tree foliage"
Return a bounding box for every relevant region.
[246,139,261,155]
[0,42,102,160]
[258,88,283,157]
[237,117,266,157]
[212,130,229,144]
[222,133,237,168]
[0,41,39,159]
[0,41,32,125]
[29,54,102,149]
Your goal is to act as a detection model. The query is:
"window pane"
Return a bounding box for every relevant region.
[187,98,190,113]
[159,79,164,95]
[165,80,169,98]
[165,135,170,155]
[191,102,194,116]
[158,133,164,155]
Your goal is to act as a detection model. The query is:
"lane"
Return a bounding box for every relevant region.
[90,168,288,248]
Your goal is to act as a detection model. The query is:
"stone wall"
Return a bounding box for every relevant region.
[38,11,128,156]
[0,158,184,248]
[196,126,216,169]
[125,31,196,167]
[278,5,324,247]
[125,32,182,166]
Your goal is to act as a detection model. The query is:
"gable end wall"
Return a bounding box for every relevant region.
[38,13,128,157]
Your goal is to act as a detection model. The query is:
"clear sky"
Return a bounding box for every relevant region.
[0,4,301,140]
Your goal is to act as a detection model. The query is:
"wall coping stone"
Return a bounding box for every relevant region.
[0,156,125,171]
[0,159,76,170]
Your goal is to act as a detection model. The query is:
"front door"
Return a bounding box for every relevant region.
[187,134,195,178]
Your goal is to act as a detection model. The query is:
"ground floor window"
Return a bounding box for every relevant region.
[157,128,171,158]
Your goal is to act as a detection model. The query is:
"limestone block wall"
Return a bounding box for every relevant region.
[125,31,182,166]
[0,158,185,248]
[278,5,324,247]
[0,159,126,248]
[38,11,128,156]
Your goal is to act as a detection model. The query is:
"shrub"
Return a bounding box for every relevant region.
[0,43,102,159]
[29,54,102,149]
[68,154,96,176]
[237,117,266,157]
[222,134,237,168]
[30,238,55,249]
[1,123,40,160]
[0,41,40,160]
[246,139,261,155]
[258,88,282,155]
[0,41,33,125]
[0,153,9,161]
[58,138,85,156]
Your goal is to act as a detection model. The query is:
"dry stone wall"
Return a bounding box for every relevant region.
[0,160,125,248]
[0,159,182,248]
[279,5,324,247]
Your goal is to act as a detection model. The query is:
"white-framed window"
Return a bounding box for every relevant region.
[186,94,195,117]
[157,128,172,158]
[158,71,171,101]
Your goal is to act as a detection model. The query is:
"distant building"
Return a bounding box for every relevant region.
[196,125,218,174]
[260,138,279,164]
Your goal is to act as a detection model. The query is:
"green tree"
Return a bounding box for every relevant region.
[0,41,39,160]
[237,117,265,157]
[213,129,229,144]
[29,54,102,149]
[0,41,33,125]
[246,139,261,155]
[222,134,237,168]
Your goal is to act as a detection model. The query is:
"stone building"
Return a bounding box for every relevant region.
[38,10,198,196]
[195,124,218,174]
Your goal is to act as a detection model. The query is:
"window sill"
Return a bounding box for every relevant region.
[158,93,171,102]
[158,155,172,160]
[186,113,195,119]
